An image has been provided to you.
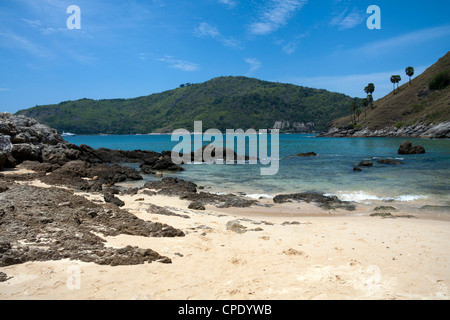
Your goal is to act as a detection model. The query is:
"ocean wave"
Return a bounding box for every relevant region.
[245,194,274,200]
[329,191,428,203]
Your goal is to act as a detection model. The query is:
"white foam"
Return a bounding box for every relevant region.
[332,191,428,203]
[246,194,274,200]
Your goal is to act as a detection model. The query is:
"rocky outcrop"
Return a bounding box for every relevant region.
[318,121,450,139]
[273,192,356,211]
[143,177,258,208]
[1,113,184,175]
[291,152,317,157]
[398,141,426,155]
[144,177,198,196]
[0,184,184,267]
[376,159,404,165]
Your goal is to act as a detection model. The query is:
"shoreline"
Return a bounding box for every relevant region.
[1,171,449,300]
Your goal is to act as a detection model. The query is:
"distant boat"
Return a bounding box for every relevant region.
[61,131,76,137]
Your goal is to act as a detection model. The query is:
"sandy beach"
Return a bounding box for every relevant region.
[1,174,449,300]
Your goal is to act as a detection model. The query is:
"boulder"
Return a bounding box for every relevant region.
[377,159,403,165]
[0,135,12,153]
[104,193,125,207]
[273,192,355,211]
[198,144,238,162]
[188,201,206,211]
[358,161,373,167]
[292,152,317,157]
[398,141,426,155]
[11,143,42,162]
[144,177,197,196]
[140,155,184,172]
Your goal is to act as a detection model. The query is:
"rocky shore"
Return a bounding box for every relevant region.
[0,112,270,271]
[1,113,450,300]
[317,121,450,138]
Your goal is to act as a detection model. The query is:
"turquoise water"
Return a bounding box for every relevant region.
[66,134,450,206]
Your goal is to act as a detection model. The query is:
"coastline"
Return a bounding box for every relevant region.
[1,113,449,300]
[1,170,449,300]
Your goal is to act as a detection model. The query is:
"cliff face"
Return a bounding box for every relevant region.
[321,51,450,138]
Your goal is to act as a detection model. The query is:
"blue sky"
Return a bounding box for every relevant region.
[1,0,449,113]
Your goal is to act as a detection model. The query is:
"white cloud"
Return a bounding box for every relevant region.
[194,22,242,49]
[157,56,199,72]
[355,25,450,55]
[218,0,237,8]
[285,66,427,99]
[330,8,365,30]
[249,0,307,35]
[22,19,42,28]
[276,33,308,54]
[245,58,262,75]
[0,29,48,58]
[194,22,220,38]
[0,88,12,92]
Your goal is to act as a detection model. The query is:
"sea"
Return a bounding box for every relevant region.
[65,134,450,216]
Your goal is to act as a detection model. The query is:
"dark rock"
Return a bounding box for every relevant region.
[0,184,183,267]
[10,132,30,144]
[144,177,197,196]
[370,212,394,218]
[398,141,426,155]
[292,152,317,157]
[104,193,125,207]
[0,272,11,282]
[226,220,247,234]
[188,201,206,211]
[120,187,139,196]
[142,190,156,196]
[0,152,6,170]
[374,206,397,211]
[41,143,80,165]
[182,192,257,208]
[0,181,8,193]
[273,192,355,211]
[0,135,12,153]
[200,144,238,162]
[11,143,42,162]
[377,159,404,165]
[140,155,184,172]
[19,160,60,173]
[353,166,362,172]
[140,164,156,175]
[147,203,190,219]
[358,161,373,167]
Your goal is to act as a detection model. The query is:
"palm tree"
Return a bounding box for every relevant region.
[395,75,402,89]
[390,75,397,94]
[362,98,369,118]
[350,100,359,125]
[364,83,375,109]
[391,75,401,93]
[405,66,414,85]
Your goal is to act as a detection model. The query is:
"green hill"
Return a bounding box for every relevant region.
[16,76,359,134]
[331,51,450,130]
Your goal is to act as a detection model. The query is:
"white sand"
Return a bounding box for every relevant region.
[1,182,449,300]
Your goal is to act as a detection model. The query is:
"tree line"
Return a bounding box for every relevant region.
[350,66,415,125]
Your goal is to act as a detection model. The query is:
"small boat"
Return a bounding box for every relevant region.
[61,131,76,137]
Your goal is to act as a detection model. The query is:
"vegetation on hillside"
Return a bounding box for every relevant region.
[16,76,358,134]
[331,51,450,130]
